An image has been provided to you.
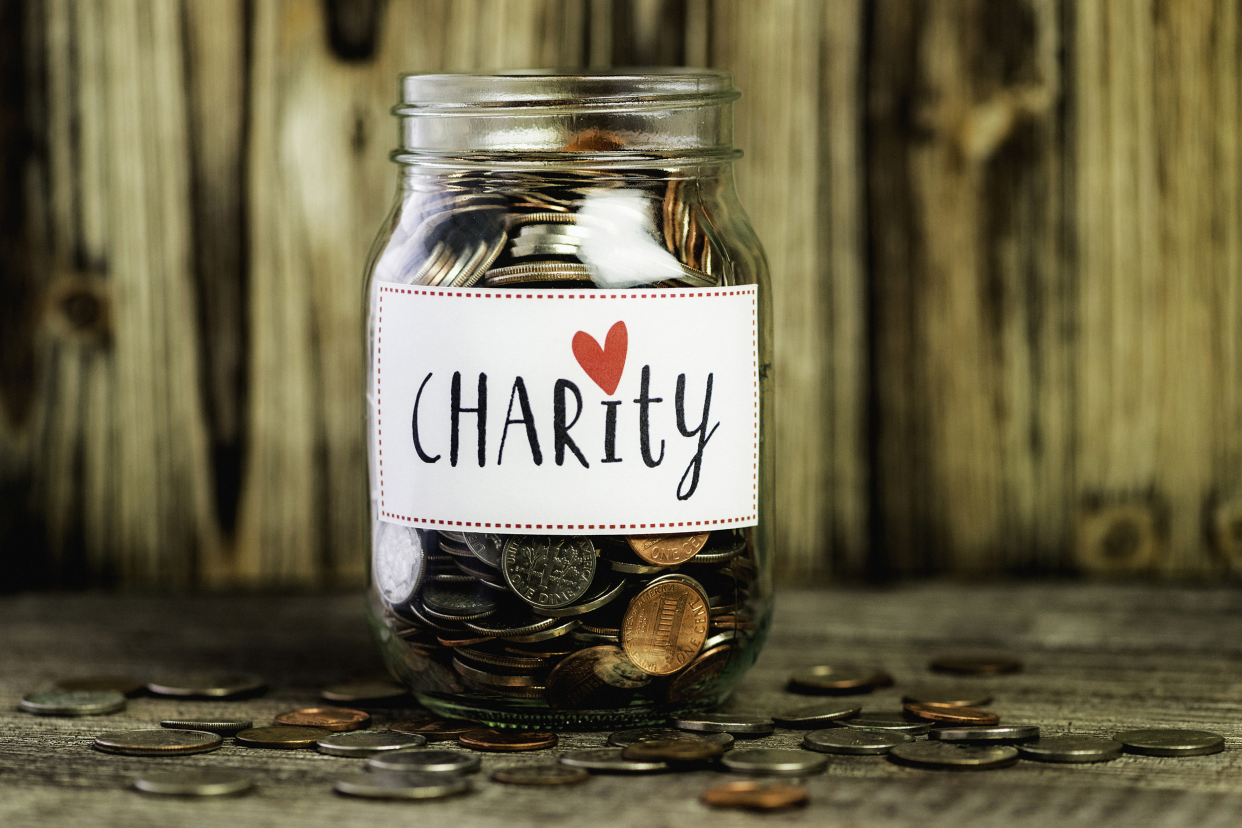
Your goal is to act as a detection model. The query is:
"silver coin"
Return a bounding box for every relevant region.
[146,674,266,698]
[133,770,253,796]
[901,687,994,708]
[491,764,590,785]
[464,605,561,638]
[421,581,499,619]
[721,748,829,777]
[374,522,424,606]
[803,728,913,755]
[334,771,472,800]
[535,576,627,618]
[930,725,1040,743]
[558,748,667,773]
[368,749,481,774]
[1017,736,1125,763]
[464,533,506,568]
[1113,729,1225,757]
[608,728,734,750]
[773,702,862,728]
[439,530,468,543]
[503,536,597,609]
[20,690,126,717]
[890,740,1019,770]
[671,713,774,735]
[161,719,253,735]
[317,731,427,757]
[95,729,222,756]
[840,713,931,735]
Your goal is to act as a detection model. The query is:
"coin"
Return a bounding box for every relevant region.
[458,728,558,752]
[929,655,1023,675]
[626,532,710,566]
[1113,729,1225,757]
[787,665,886,694]
[146,674,266,699]
[274,708,371,732]
[700,781,808,811]
[622,739,725,763]
[320,680,408,703]
[20,690,126,717]
[671,713,775,735]
[502,536,597,609]
[334,771,472,800]
[317,730,428,757]
[161,719,253,735]
[484,263,595,287]
[55,676,145,697]
[94,729,222,756]
[491,764,590,785]
[368,749,481,774]
[666,644,734,703]
[439,530,468,543]
[889,740,1019,770]
[607,727,734,750]
[422,581,500,619]
[452,656,545,688]
[374,522,424,606]
[930,724,1040,742]
[545,646,651,709]
[464,605,562,638]
[901,688,994,707]
[903,703,1000,726]
[235,726,332,749]
[558,748,667,773]
[840,713,931,735]
[803,728,913,755]
[535,575,628,618]
[133,770,253,796]
[621,574,709,675]
[390,718,479,742]
[1018,736,1125,763]
[721,748,829,777]
[772,702,863,728]
[463,533,505,568]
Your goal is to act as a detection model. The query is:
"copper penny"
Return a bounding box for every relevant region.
[666,644,734,703]
[274,707,371,732]
[901,688,993,707]
[930,655,1023,675]
[700,781,809,811]
[389,717,480,742]
[787,664,887,694]
[621,575,709,676]
[622,739,725,763]
[458,728,558,752]
[903,703,1000,726]
[626,533,710,566]
[545,646,651,709]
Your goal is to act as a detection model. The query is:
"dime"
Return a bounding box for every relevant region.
[506,638,579,658]
[903,703,1000,726]
[1018,736,1124,763]
[317,730,427,757]
[901,688,994,708]
[803,728,913,755]
[484,263,595,287]
[502,536,597,609]
[787,665,886,695]
[463,533,505,568]
[334,771,472,800]
[55,676,145,697]
[571,630,620,647]
[700,781,808,811]
[133,770,253,797]
[621,574,709,675]
[437,631,497,647]
[772,702,863,728]
[929,655,1023,675]
[94,729,222,756]
[535,576,628,618]
[161,719,253,735]
[545,646,651,709]
[622,740,725,763]
[558,748,667,773]
[889,741,1019,770]
[840,713,932,735]
[20,690,126,717]
[235,726,332,749]
[671,713,774,735]
[422,581,500,620]
[390,717,479,742]
[453,556,509,589]
[146,674,266,699]
[491,764,590,785]
[626,533,710,566]
[373,522,424,606]
[368,749,481,774]
[321,680,408,703]
[607,728,734,750]
[721,748,829,777]
[930,724,1040,743]
[1113,729,1225,757]
[274,708,371,732]
[464,604,562,638]
[666,644,734,703]
[458,728,558,752]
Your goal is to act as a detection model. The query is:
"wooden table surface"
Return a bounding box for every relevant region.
[4,583,1242,828]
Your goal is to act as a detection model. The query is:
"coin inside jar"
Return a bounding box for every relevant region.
[665,644,735,703]
[621,574,709,675]
[94,729,222,756]
[545,645,651,709]
[1017,736,1124,763]
[700,781,809,811]
[502,536,597,609]
[626,532,710,566]
[274,708,371,732]
[235,726,332,749]
[458,728,558,752]
[1113,729,1225,757]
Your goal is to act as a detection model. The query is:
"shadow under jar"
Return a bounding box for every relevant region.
[364,70,774,730]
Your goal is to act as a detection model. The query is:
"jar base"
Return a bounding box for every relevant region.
[415,691,729,731]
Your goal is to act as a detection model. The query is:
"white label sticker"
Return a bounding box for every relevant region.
[372,282,758,534]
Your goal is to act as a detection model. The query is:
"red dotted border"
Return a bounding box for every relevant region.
[375,283,759,531]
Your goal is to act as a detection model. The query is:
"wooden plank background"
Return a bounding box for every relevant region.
[0,0,1239,588]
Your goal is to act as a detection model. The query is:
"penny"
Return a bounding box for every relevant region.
[904,703,1000,726]
[621,574,709,675]
[626,532,710,566]
[840,713,932,735]
[803,728,913,755]
[235,726,332,749]
[456,646,549,671]
[666,644,734,703]
[274,708,371,732]
[368,749,481,774]
[334,771,472,800]
[701,781,808,811]
[161,719,253,735]
[546,646,651,709]
[317,730,427,757]
[607,727,734,750]
[374,522,425,606]
[773,702,863,728]
[930,724,1040,743]
[422,581,500,619]
[146,674,266,699]
[390,718,479,742]
[491,764,590,785]
[1018,736,1125,763]
[787,665,886,695]
[930,655,1023,675]
[55,676,145,697]
[721,748,829,777]
[622,739,725,763]
[502,536,597,609]
[458,728,558,752]
[902,688,994,708]
[463,533,506,568]
[320,680,408,703]
[558,748,667,773]
[889,740,1019,770]
[1113,729,1225,757]
[20,690,126,717]
[94,729,222,756]
[133,770,253,796]
[671,713,774,735]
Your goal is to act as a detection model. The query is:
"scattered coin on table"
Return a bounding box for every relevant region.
[840,713,932,735]
[320,680,408,703]
[316,730,427,757]
[670,712,774,735]
[1113,729,1225,757]
[133,770,253,796]
[929,655,1023,676]
[20,690,126,717]
[700,781,809,811]
[235,725,331,749]
[559,748,667,773]
[491,764,590,786]
[94,729,222,756]
[621,740,725,763]
[802,728,913,755]
[607,727,734,750]
[721,748,829,777]
[901,688,993,707]
[161,718,253,735]
[390,717,480,742]
[334,771,472,800]
[146,674,266,699]
[787,665,889,695]
[903,703,1000,726]
[368,749,481,774]
[1017,736,1124,763]
[889,741,1020,770]
[275,707,371,732]
[458,728,558,752]
[772,701,862,728]
[930,724,1039,743]
[56,676,146,697]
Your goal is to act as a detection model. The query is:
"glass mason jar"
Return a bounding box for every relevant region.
[363,70,774,730]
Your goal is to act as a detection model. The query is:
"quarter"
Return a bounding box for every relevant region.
[626,532,710,566]
[720,748,829,777]
[133,770,253,796]
[94,729,222,756]
[502,536,597,609]
[1113,729,1225,757]
[889,740,1019,770]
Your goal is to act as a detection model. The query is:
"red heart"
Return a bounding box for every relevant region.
[572,321,628,396]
